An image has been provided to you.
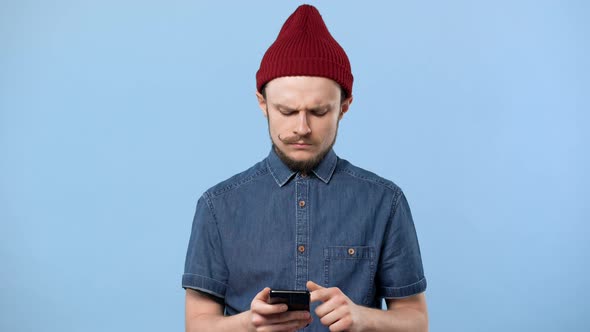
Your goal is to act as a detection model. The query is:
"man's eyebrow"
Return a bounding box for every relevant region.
[272,103,332,112]
[272,103,295,111]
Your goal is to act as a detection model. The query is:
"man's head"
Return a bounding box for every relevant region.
[255,5,354,173]
[257,76,352,174]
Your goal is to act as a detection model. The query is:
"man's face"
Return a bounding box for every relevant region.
[256,76,352,173]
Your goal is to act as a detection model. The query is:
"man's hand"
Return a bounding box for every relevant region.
[307,281,365,332]
[247,287,312,332]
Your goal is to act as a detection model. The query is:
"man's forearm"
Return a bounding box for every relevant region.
[186,311,249,332]
[358,305,428,332]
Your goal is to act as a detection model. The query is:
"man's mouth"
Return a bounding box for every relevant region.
[289,142,312,148]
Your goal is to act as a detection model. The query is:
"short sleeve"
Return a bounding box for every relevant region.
[376,190,427,299]
[182,194,229,298]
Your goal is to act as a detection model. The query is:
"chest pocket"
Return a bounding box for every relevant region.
[323,246,376,306]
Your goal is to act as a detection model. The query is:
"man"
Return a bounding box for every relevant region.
[183,4,428,331]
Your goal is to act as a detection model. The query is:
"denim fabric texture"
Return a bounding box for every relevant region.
[183,148,427,329]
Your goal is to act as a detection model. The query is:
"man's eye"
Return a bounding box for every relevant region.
[312,111,328,116]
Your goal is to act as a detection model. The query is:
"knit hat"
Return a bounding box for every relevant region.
[256,4,353,97]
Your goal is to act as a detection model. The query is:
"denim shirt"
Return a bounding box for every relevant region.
[183,148,427,327]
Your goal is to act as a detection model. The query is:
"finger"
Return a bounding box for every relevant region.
[327,313,353,332]
[251,288,288,315]
[306,280,326,302]
[286,316,314,331]
[261,317,313,332]
[281,316,314,332]
[314,298,339,319]
[306,280,324,292]
[251,311,304,329]
[251,301,289,315]
[309,286,335,303]
[264,310,311,325]
[318,305,347,327]
[254,287,271,301]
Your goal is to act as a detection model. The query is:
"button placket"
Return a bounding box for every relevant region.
[295,177,309,289]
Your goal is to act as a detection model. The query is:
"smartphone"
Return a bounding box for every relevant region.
[268,289,310,311]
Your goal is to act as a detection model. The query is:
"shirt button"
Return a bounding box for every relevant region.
[298,245,305,253]
[348,248,355,255]
[299,200,306,208]
[301,173,308,178]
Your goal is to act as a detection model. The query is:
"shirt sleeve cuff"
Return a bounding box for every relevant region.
[182,273,228,299]
[379,277,427,299]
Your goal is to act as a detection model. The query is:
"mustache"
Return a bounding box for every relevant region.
[278,134,310,144]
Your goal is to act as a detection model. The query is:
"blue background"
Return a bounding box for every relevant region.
[1,1,588,331]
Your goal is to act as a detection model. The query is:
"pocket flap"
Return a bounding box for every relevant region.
[324,246,374,259]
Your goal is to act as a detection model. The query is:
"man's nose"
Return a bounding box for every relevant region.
[294,112,311,136]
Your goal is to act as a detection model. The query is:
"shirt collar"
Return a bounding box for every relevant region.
[312,149,338,184]
[266,147,338,187]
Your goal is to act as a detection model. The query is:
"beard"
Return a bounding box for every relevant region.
[269,124,339,175]
[272,139,336,174]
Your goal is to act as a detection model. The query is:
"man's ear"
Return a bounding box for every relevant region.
[256,91,268,118]
[339,95,353,120]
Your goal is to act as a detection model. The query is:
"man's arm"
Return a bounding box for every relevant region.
[185,288,312,332]
[308,281,428,332]
[185,289,248,332]
[379,293,428,332]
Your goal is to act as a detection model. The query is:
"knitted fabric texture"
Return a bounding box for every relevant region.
[256,4,353,97]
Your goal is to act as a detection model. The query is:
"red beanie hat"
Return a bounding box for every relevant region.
[256,4,353,97]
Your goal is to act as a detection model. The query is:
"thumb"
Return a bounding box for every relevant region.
[254,287,270,302]
[306,280,324,292]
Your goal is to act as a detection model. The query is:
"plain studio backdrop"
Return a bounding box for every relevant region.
[1,1,588,331]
